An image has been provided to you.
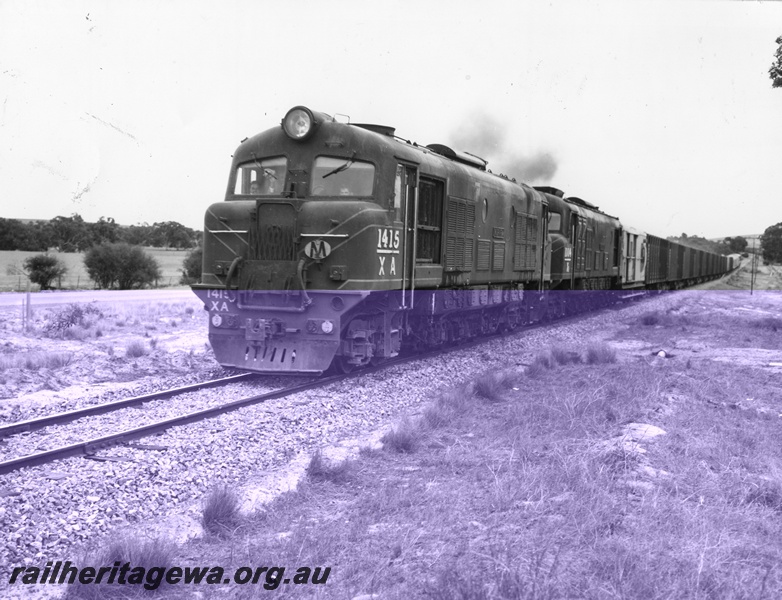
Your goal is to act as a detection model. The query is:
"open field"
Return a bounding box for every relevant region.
[0,293,214,402]
[0,248,191,291]
[156,291,781,600]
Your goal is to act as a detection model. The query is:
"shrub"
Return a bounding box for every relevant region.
[180,246,203,285]
[84,243,161,289]
[201,484,241,535]
[125,340,147,358]
[23,254,67,290]
[640,312,660,326]
[44,303,103,335]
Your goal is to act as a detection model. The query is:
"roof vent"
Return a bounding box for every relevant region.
[566,196,600,210]
[534,186,565,198]
[353,123,395,137]
[426,144,487,171]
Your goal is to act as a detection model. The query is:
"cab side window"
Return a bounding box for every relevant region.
[416,177,444,263]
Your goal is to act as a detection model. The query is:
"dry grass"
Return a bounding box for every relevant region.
[62,536,177,599]
[381,416,420,453]
[201,484,241,537]
[585,341,617,364]
[0,351,73,371]
[472,368,521,402]
[165,320,782,599]
[306,450,354,484]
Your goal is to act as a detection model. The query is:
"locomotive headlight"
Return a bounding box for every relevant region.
[282,106,315,141]
[211,314,223,327]
[321,320,334,334]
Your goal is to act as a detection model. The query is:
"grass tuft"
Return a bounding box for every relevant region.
[201,484,241,536]
[125,339,148,358]
[752,316,782,332]
[306,450,354,484]
[585,342,617,364]
[0,351,73,371]
[473,369,518,402]
[382,417,420,453]
[744,479,782,512]
[550,345,582,366]
[62,536,176,599]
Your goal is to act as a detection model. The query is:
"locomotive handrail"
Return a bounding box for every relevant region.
[225,256,243,290]
[298,258,313,307]
[299,233,349,238]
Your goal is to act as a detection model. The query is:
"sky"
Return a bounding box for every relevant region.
[1,0,781,239]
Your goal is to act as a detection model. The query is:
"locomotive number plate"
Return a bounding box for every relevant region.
[376,227,400,253]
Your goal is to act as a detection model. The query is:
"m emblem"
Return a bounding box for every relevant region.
[304,239,331,259]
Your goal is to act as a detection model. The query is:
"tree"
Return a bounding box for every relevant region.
[151,221,198,249]
[0,219,50,251]
[84,243,161,289]
[760,223,782,264]
[122,223,154,246]
[86,216,121,246]
[50,214,90,252]
[723,236,748,254]
[23,254,68,290]
[771,36,782,88]
[667,233,727,255]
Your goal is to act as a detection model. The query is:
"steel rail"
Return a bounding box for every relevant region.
[0,292,656,476]
[0,373,255,439]
[0,372,351,476]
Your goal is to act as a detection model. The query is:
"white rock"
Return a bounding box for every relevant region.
[623,423,666,441]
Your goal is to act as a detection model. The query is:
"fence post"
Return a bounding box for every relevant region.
[25,279,32,331]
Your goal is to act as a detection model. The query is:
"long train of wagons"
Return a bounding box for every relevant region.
[191,106,736,374]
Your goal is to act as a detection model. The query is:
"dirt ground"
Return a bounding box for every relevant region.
[0,294,218,415]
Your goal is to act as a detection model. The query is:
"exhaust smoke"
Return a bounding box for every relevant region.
[447,112,558,183]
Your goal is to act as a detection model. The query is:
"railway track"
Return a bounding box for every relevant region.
[0,373,347,476]
[0,292,653,477]
[0,373,254,438]
[0,319,536,476]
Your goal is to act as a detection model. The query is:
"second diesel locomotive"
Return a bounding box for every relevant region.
[191,106,733,374]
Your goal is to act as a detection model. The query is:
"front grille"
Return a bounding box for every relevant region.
[251,203,297,261]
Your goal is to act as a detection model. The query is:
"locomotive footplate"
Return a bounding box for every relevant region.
[193,289,371,374]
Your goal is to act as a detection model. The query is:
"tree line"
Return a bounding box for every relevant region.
[666,234,749,256]
[0,214,200,252]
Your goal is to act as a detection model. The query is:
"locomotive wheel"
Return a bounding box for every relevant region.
[335,356,356,374]
[333,355,370,374]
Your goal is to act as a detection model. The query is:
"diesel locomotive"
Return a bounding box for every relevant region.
[191,106,733,374]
